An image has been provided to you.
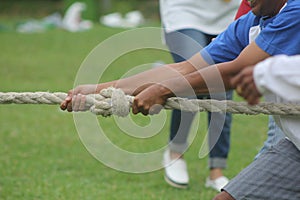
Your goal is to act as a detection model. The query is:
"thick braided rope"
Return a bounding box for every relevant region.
[1,88,300,116]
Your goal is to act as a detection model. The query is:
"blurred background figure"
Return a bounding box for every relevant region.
[62,2,93,32]
[159,0,240,191]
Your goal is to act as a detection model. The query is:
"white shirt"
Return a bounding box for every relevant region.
[254,55,300,150]
[159,0,241,35]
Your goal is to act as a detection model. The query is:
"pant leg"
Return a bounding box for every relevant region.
[254,115,285,159]
[165,29,233,164]
[223,139,300,200]
[164,29,212,153]
[208,91,233,169]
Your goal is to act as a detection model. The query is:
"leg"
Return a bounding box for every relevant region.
[223,139,300,200]
[166,29,214,152]
[206,91,233,191]
[255,115,285,159]
[169,109,197,154]
[163,29,213,187]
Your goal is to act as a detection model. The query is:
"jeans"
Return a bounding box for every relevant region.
[164,29,233,169]
[255,115,285,159]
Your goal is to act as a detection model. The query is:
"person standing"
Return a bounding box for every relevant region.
[159,0,240,190]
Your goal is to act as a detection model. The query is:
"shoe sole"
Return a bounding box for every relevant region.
[164,174,188,189]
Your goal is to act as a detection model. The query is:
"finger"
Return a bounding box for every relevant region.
[137,102,149,116]
[79,95,87,111]
[60,101,67,110]
[236,85,243,96]
[239,76,253,91]
[239,82,255,100]
[72,94,82,112]
[230,72,244,88]
[60,95,72,110]
[246,93,260,105]
[67,100,73,112]
[140,107,149,116]
[132,97,150,115]
[132,97,139,115]
[248,96,260,105]
[242,83,259,102]
[248,88,262,105]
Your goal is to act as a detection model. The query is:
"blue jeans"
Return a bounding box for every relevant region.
[164,29,233,169]
[255,115,285,159]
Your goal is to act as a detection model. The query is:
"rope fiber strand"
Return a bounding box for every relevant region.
[1,88,300,117]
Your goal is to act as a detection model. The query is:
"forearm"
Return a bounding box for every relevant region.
[163,43,270,96]
[188,42,271,94]
[97,53,208,95]
[112,62,187,95]
[154,61,238,99]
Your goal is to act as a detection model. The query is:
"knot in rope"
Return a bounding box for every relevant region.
[89,87,133,117]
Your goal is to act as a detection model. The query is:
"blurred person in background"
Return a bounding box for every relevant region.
[159,0,240,191]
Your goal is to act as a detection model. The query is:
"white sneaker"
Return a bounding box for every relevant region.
[163,149,189,188]
[205,176,229,192]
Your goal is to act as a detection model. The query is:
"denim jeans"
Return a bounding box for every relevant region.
[164,29,233,169]
[255,115,285,159]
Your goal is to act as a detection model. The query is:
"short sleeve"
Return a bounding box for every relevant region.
[200,12,256,64]
[255,1,300,56]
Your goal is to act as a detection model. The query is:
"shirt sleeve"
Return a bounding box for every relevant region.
[254,55,300,101]
[200,13,255,64]
[255,1,300,56]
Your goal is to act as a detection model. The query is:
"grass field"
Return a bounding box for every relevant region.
[0,18,269,199]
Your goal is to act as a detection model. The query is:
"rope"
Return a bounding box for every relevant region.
[1,88,300,117]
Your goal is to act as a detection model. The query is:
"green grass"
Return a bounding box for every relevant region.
[0,19,268,200]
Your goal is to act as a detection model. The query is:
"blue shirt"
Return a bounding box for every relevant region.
[201,0,300,64]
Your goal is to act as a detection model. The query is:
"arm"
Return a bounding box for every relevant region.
[132,41,270,114]
[112,53,209,95]
[60,52,210,111]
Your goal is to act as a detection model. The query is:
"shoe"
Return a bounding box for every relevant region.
[163,149,189,188]
[205,176,229,192]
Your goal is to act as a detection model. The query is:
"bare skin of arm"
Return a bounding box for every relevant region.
[60,54,209,112]
[132,42,270,115]
[61,42,269,114]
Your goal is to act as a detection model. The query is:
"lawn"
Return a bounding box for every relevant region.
[0,18,268,199]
